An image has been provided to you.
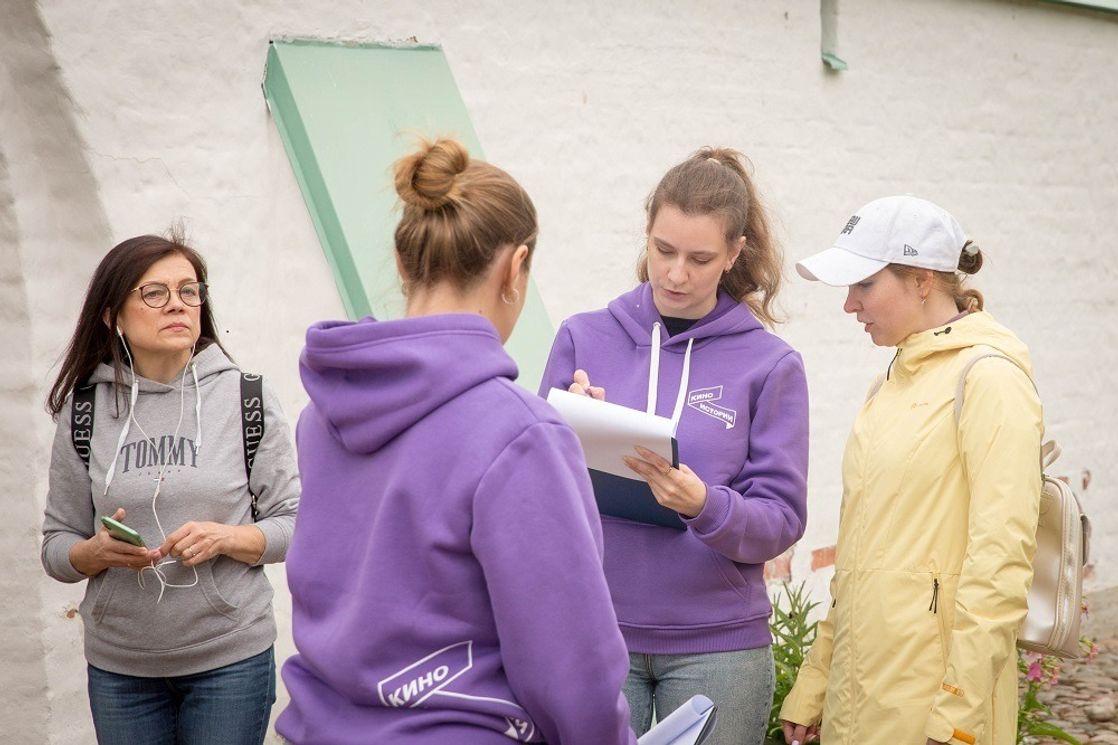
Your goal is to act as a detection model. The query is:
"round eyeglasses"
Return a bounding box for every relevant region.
[130,281,208,309]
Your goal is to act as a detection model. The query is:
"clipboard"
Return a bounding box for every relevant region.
[546,388,685,530]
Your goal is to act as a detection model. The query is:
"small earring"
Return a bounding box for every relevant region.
[921,296,927,306]
[501,287,521,305]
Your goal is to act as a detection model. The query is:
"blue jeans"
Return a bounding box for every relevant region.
[625,646,774,745]
[87,647,275,745]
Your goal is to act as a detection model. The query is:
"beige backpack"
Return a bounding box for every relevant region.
[955,351,1090,659]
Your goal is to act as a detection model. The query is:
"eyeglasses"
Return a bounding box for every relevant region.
[130,281,208,309]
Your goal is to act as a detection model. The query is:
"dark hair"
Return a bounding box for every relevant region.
[392,137,538,293]
[887,240,985,312]
[47,228,225,416]
[638,146,784,326]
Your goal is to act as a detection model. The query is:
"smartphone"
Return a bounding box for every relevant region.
[100,515,145,547]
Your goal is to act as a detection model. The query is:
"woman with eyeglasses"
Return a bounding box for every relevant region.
[40,230,301,745]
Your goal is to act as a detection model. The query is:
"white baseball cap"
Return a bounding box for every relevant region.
[796,196,967,286]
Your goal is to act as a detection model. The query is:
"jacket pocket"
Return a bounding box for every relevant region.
[198,560,240,620]
[932,579,950,663]
[603,519,757,627]
[90,569,124,624]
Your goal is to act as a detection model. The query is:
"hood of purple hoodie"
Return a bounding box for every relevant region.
[300,314,518,454]
[607,283,763,351]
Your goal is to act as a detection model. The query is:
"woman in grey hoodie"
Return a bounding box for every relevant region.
[41,231,300,745]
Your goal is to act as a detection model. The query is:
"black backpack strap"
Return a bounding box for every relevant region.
[240,372,265,520]
[71,384,96,470]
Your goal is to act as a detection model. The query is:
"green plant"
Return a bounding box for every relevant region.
[767,581,820,744]
[1016,638,1096,745]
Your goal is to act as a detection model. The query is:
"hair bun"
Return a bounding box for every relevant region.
[394,138,470,210]
[957,240,983,275]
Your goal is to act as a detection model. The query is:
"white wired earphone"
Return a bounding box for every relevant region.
[102,324,202,602]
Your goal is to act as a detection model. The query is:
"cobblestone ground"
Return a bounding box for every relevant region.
[1032,638,1118,744]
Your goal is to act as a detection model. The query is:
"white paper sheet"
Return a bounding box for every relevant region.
[638,695,717,745]
[546,388,676,477]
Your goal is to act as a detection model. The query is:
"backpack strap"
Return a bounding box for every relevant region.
[952,348,1035,424]
[71,383,96,470]
[240,372,265,520]
[953,347,1054,474]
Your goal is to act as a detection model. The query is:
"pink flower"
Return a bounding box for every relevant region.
[1026,661,1044,682]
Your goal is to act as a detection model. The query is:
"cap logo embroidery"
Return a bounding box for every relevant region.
[903,244,919,256]
[841,215,860,235]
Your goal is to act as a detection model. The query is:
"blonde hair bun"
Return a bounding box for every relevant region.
[394,137,470,210]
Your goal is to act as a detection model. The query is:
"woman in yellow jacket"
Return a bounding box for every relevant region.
[780,196,1043,745]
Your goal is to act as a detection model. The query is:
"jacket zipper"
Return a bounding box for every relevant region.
[929,577,939,613]
[886,348,901,380]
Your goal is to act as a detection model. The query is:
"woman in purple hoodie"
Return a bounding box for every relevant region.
[539,147,810,745]
[276,138,636,745]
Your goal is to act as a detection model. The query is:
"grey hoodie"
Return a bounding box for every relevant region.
[41,344,300,677]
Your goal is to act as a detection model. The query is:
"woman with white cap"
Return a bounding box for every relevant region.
[779,196,1043,745]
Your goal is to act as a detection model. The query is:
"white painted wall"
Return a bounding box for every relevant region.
[3,0,1115,741]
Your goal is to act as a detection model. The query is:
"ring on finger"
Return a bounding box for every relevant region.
[185,547,193,558]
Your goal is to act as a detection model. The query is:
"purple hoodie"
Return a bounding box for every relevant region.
[277,314,635,745]
[539,283,809,654]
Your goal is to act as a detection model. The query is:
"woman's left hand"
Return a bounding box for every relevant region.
[624,446,707,518]
[159,521,265,567]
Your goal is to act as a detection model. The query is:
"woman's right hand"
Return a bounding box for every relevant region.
[782,720,819,745]
[69,507,162,576]
[568,369,605,400]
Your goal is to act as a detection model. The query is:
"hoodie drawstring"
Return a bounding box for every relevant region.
[102,376,139,496]
[191,362,202,453]
[102,337,203,602]
[646,321,694,436]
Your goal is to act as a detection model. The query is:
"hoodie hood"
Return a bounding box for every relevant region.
[607,283,765,424]
[300,314,518,454]
[607,283,763,351]
[891,310,1032,379]
[89,341,237,390]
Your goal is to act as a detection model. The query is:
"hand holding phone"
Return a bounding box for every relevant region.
[67,510,160,576]
[100,515,145,547]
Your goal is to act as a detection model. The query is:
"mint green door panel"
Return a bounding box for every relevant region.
[264,40,554,391]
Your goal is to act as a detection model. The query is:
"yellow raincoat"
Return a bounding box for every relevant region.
[781,311,1043,744]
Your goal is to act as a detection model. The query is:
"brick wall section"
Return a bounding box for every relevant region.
[812,545,837,572]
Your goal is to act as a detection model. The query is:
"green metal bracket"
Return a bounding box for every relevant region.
[821,0,847,72]
[821,52,848,71]
[262,39,555,391]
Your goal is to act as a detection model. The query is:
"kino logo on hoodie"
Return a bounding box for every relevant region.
[687,386,736,429]
[377,641,473,708]
[377,641,541,741]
